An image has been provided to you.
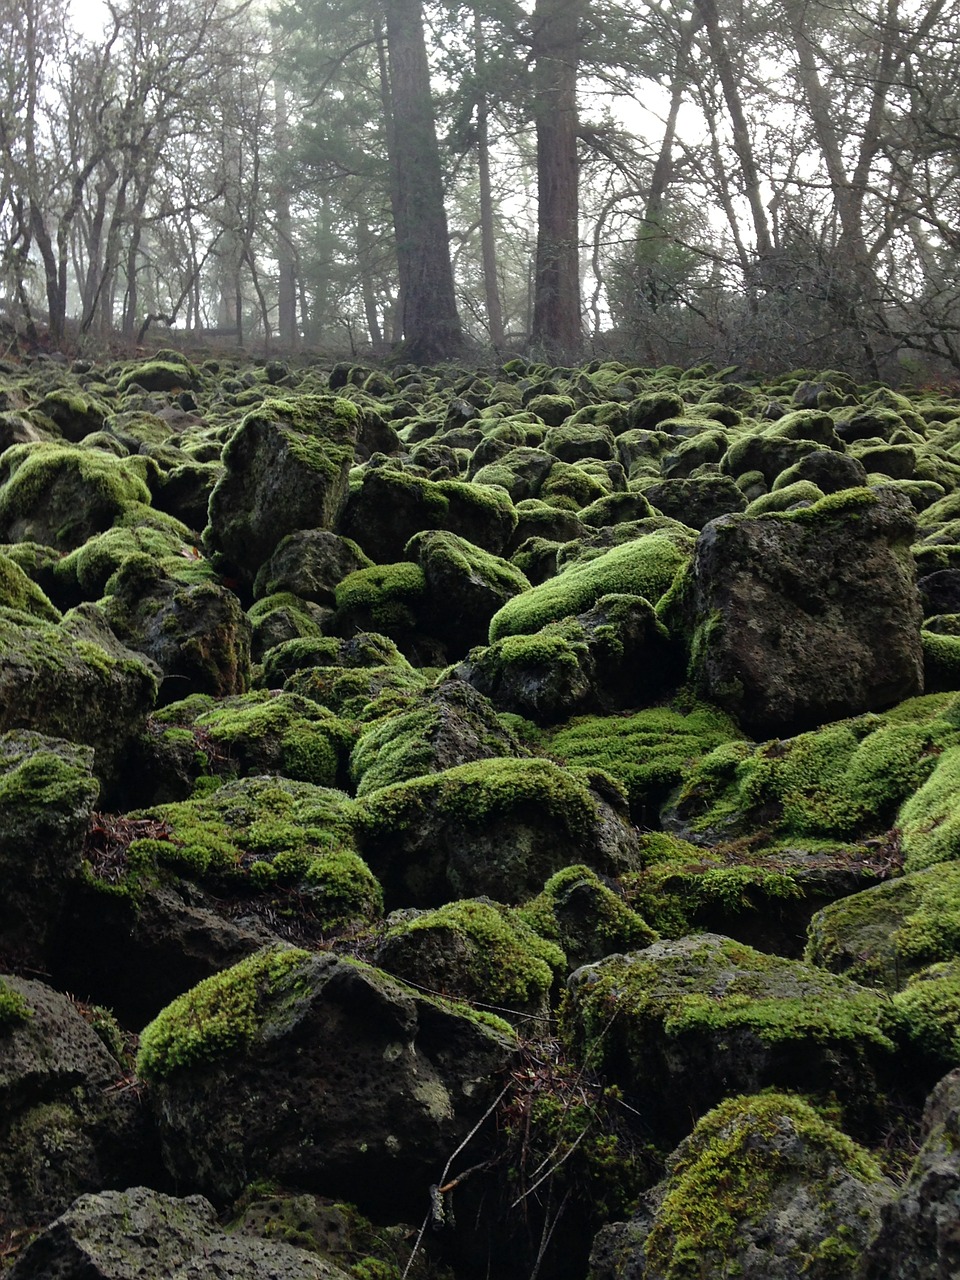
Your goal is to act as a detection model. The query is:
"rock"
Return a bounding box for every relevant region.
[918,568,960,617]
[0,977,158,1236]
[0,443,152,551]
[356,756,642,908]
[488,533,688,642]
[859,1067,960,1279]
[589,1093,893,1280]
[138,948,516,1216]
[462,593,678,724]
[8,1185,346,1279]
[350,677,523,796]
[253,530,373,605]
[519,864,658,970]
[640,474,746,528]
[339,466,517,562]
[0,603,158,797]
[116,356,202,393]
[406,529,531,651]
[375,897,565,1023]
[54,877,278,1027]
[805,863,960,990]
[562,934,902,1145]
[685,488,924,736]
[0,732,98,963]
[102,555,251,701]
[204,397,359,587]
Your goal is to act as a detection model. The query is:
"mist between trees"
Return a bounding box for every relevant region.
[2,0,959,378]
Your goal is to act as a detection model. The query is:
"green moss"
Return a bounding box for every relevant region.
[0,552,59,619]
[643,1092,886,1280]
[519,864,658,963]
[488,535,687,641]
[899,741,960,870]
[137,945,311,1079]
[673,694,960,844]
[0,978,33,1029]
[805,863,960,990]
[357,756,601,843]
[563,938,898,1082]
[543,699,742,820]
[284,665,426,719]
[382,898,564,1009]
[744,479,825,516]
[892,959,960,1064]
[0,442,152,550]
[335,563,426,633]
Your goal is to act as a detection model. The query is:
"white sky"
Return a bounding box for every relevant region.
[69,0,109,39]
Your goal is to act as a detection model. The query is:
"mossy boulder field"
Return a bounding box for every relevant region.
[5,353,960,1279]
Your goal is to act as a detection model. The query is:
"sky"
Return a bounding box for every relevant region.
[70,0,109,39]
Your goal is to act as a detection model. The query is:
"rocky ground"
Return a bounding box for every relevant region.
[1,350,960,1278]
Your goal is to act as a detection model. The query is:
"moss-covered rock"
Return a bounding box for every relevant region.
[375,897,565,1021]
[340,466,517,563]
[488,534,687,642]
[139,949,515,1215]
[102,554,252,701]
[590,1092,892,1280]
[0,442,152,551]
[562,934,903,1144]
[0,603,157,795]
[463,593,678,724]
[805,862,960,990]
[0,975,155,1238]
[204,396,359,587]
[519,864,657,970]
[356,756,641,908]
[253,530,373,605]
[683,488,924,736]
[350,678,523,796]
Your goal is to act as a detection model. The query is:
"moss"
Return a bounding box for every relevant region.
[0,442,152,550]
[0,978,33,1029]
[381,898,565,1010]
[543,699,742,821]
[357,756,602,844]
[892,957,960,1065]
[744,479,824,516]
[563,938,899,1088]
[519,864,658,963]
[488,534,687,641]
[805,863,960,990]
[137,945,311,1079]
[922,629,960,691]
[0,552,59,619]
[116,357,201,393]
[284,665,426,719]
[899,741,960,870]
[673,694,960,844]
[642,1092,886,1279]
[125,775,359,885]
[334,563,426,633]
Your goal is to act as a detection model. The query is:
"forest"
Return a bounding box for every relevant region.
[2,0,960,375]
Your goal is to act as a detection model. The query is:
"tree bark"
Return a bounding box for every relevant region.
[382,0,464,363]
[531,0,585,359]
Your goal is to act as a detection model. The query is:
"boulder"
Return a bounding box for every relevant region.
[350,677,523,796]
[685,488,924,736]
[138,948,516,1216]
[0,976,157,1236]
[640,474,746,528]
[102,555,251,701]
[375,897,565,1023]
[0,603,158,796]
[339,467,517,562]
[0,443,152,551]
[589,1093,893,1280]
[462,593,678,724]
[204,397,359,587]
[356,756,642,908]
[562,934,903,1145]
[859,1067,960,1279]
[9,1185,347,1280]
[252,530,372,605]
[0,732,98,963]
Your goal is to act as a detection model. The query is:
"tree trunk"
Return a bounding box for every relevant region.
[274,72,299,350]
[475,10,505,349]
[531,0,585,359]
[382,0,464,363]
